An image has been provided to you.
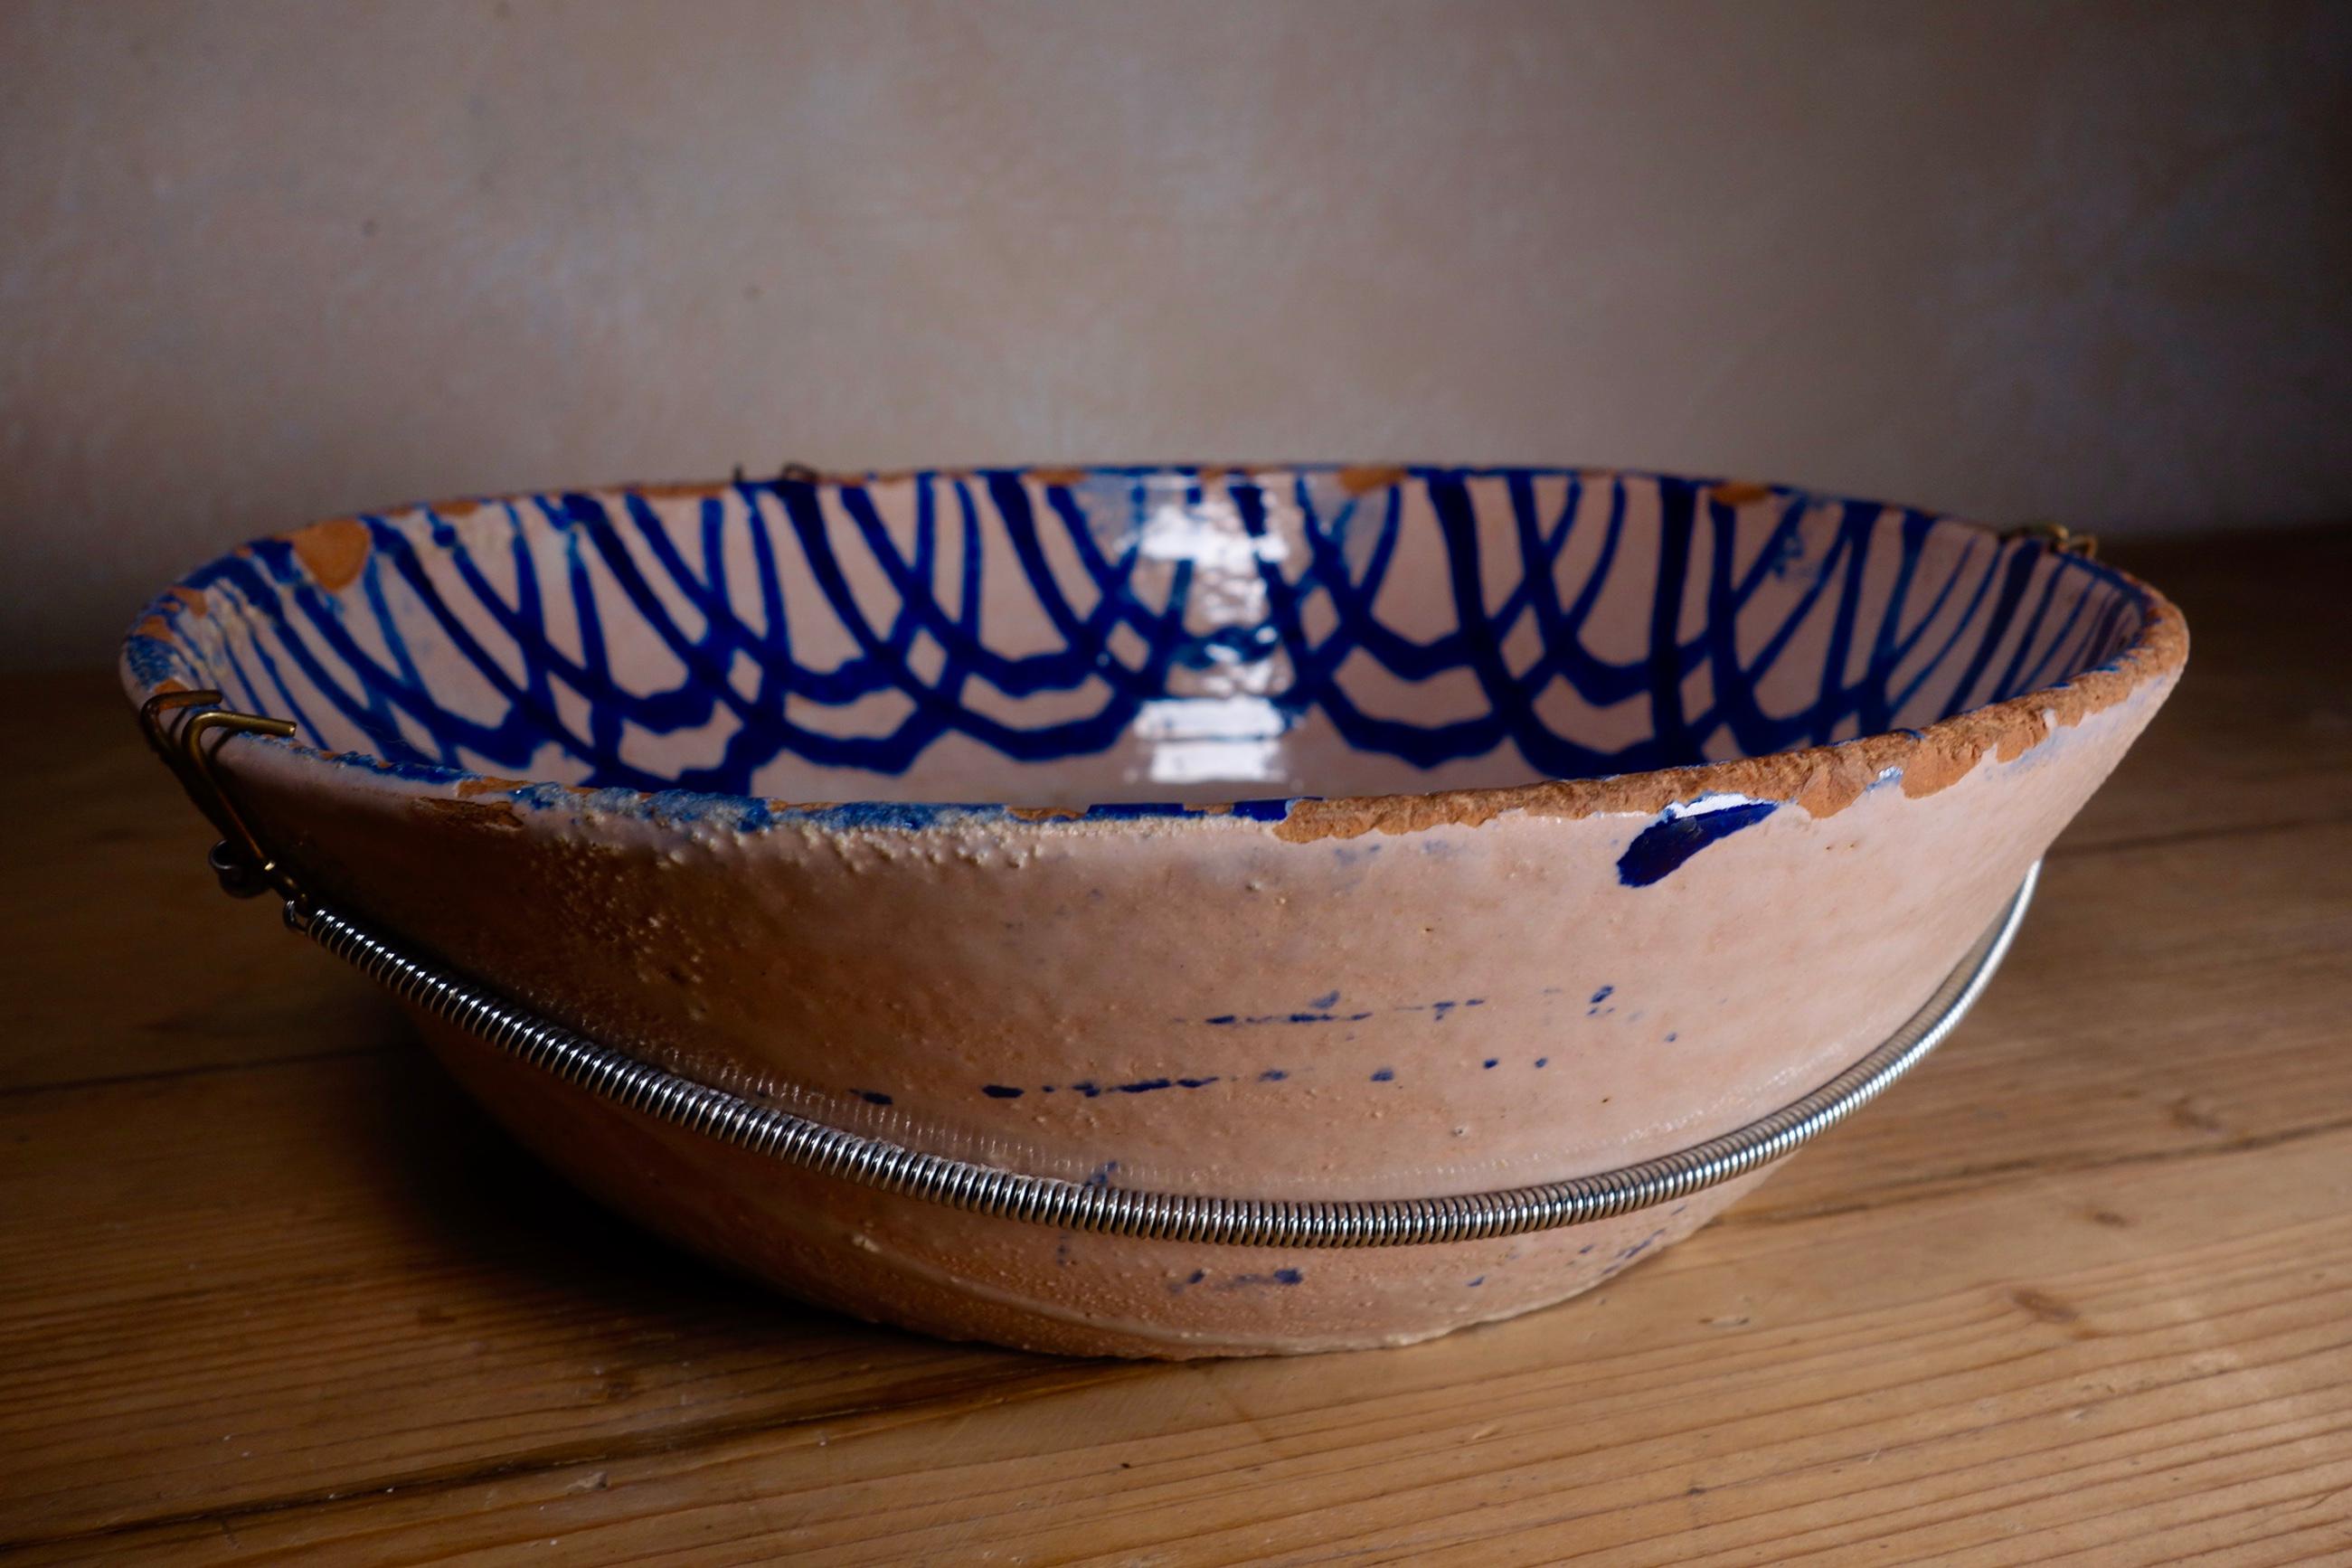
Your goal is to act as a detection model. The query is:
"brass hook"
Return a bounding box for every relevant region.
[138,690,300,899]
[2003,520,2098,559]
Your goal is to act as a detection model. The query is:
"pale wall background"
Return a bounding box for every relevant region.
[5,0,2347,667]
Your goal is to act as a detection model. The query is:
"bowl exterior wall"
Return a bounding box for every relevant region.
[202,666,2177,1354]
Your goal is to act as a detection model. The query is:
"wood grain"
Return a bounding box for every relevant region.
[2053,527,2352,854]
[0,670,407,1095]
[1,528,2346,1563]
[1732,818,2352,1228]
[30,1128,2347,1565]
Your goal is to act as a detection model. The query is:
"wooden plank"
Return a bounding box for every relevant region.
[0,1044,1088,1544]
[21,1123,2349,1565]
[0,816,2343,1551]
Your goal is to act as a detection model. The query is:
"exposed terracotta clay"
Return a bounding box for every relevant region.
[280,516,372,591]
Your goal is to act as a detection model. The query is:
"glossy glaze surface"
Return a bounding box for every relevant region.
[121,466,2186,1355]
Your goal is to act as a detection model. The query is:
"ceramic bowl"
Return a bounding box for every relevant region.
[122,466,2186,1356]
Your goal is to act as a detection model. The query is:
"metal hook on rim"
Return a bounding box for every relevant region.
[138,689,300,900]
[2004,520,2098,558]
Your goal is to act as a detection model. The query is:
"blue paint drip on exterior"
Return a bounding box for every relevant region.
[1223,1269,1304,1289]
[1615,801,1780,886]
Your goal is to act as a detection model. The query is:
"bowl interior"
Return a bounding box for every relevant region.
[127,467,2154,808]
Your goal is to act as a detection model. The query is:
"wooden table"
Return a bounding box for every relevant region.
[5,529,2347,1565]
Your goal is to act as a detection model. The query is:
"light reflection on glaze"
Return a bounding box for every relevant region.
[124,467,2152,822]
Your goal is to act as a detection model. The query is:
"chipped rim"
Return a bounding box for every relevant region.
[119,465,2190,843]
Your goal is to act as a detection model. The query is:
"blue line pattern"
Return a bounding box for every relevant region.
[125,467,2150,813]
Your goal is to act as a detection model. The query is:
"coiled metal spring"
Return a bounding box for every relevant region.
[285,861,2036,1249]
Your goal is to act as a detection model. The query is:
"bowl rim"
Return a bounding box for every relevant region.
[119,463,2190,842]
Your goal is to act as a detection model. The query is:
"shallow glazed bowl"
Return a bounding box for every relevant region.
[122,465,2186,1356]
